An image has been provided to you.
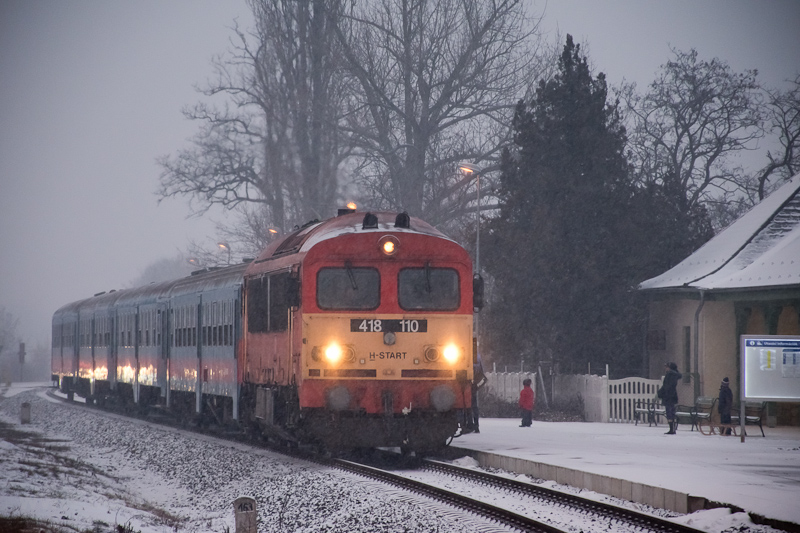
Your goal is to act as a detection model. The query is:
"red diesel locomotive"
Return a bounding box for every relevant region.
[52,210,479,452]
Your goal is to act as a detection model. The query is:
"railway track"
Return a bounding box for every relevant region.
[331,455,705,533]
[46,390,705,533]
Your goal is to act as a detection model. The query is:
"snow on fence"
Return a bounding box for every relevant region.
[550,374,662,423]
[551,374,607,422]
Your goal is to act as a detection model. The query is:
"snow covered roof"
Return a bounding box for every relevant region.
[640,174,800,292]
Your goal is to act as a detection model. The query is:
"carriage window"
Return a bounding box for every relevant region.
[398,267,460,310]
[317,267,379,310]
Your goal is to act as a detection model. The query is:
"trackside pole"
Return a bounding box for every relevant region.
[538,365,549,408]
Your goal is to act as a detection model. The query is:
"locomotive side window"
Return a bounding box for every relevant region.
[248,273,293,333]
[398,267,460,310]
[317,267,380,310]
[269,272,292,331]
[247,277,269,333]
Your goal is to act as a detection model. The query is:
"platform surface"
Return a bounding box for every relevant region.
[452,417,800,525]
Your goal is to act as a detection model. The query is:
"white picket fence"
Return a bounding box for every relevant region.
[606,376,662,423]
[549,374,662,423]
[482,372,661,423]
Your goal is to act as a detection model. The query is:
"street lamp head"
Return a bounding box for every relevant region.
[458,162,481,175]
[217,242,232,265]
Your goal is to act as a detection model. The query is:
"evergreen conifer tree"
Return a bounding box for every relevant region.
[484,35,643,375]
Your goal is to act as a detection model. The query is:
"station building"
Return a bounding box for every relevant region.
[639,174,800,426]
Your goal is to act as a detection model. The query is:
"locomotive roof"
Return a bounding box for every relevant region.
[248,211,454,271]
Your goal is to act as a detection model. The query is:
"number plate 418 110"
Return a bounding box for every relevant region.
[350,319,428,333]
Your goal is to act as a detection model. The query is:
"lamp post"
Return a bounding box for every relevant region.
[458,162,482,277]
[217,242,231,265]
[458,162,483,353]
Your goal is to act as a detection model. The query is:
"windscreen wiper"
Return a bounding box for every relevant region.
[425,262,432,293]
[345,261,358,290]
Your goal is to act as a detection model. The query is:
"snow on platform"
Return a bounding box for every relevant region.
[451,417,800,526]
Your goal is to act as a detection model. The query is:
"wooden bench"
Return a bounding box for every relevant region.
[700,422,739,436]
[731,401,767,437]
[691,396,716,432]
[675,396,716,432]
[634,399,666,426]
[674,404,696,430]
[701,423,739,436]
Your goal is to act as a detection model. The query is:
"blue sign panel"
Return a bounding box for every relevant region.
[741,336,800,401]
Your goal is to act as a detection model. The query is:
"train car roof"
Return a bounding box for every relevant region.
[53,212,453,317]
[167,262,247,298]
[246,211,454,275]
[53,262,248,319]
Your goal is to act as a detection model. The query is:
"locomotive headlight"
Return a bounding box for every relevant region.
[443,344,460,364]
[378,235,399,256]
[325,343,343,364]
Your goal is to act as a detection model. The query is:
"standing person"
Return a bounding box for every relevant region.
[470,352,488,433]
[718,377,733,435]
[659,362,682,435]
[518,378,535,427]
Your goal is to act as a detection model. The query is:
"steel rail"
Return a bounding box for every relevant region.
[419,458,704,533]
[332,458,568,533]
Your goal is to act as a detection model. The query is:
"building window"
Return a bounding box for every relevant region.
[647,330,666,351]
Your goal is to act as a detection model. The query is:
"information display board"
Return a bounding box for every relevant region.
[741,335,800,401]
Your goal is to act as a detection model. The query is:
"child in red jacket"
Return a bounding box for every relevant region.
[519,378,535,427]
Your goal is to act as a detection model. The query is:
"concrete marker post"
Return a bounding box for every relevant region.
[233,496,257,533]
[20,402,31,424]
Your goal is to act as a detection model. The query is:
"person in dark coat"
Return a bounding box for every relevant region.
[660,362,682,434]
[518,378,535,427]
[718,377,733,435]
[469,352,487,433]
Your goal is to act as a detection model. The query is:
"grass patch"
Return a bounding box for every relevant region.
[121,498,185,530]
[0,515,81,532]
[0,421,121,483]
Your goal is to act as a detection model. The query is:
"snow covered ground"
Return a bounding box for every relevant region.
[1,383,797,532]
[0,384,488,533]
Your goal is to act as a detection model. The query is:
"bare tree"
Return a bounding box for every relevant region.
[0,307,20,383]
[754,75,800,199]
[158,0,352,233]
[335,0,547,228]
[0,306,19,349]
[622,49,763,230]
[128,255,194,286]
[184,203,282,268]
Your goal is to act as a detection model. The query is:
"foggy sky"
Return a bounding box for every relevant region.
[1,0,799,349]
